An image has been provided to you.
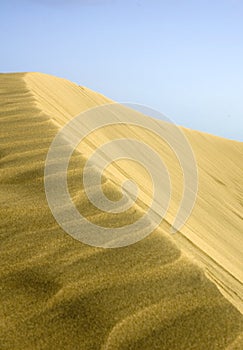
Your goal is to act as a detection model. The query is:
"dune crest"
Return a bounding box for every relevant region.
[0,72,242,349]
[25,72,242,311]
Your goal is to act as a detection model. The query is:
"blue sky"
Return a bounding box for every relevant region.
[1,0,243,141]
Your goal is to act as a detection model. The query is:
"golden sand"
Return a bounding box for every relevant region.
[0,72,242,349]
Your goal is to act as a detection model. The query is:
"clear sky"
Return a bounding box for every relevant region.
[1,0,243,141]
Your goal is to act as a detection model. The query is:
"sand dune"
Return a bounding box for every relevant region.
[0,72,242,349]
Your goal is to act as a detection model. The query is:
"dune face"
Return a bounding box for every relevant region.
[0,72,242,349]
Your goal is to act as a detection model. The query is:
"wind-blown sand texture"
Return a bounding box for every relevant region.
[0,72,242,349]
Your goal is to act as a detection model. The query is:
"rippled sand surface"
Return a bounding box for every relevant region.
[0,72,242,349]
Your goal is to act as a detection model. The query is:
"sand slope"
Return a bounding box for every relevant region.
[26,72,243,311]
[0,72,242,349]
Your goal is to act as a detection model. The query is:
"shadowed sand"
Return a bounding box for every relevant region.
[0,72,242,349]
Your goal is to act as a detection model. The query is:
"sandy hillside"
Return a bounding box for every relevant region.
[0,72,242,349]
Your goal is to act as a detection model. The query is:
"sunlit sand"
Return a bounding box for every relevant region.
[0,72,242,349]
